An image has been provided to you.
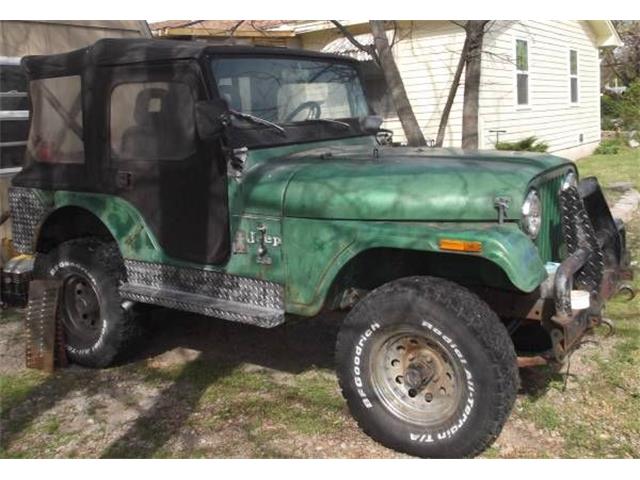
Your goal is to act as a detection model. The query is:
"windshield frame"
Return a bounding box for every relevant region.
[203,52,375,149]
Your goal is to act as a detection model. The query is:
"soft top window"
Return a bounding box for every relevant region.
[110,81,196,161]
[27,75,84,164]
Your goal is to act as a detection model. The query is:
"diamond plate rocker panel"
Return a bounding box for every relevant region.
[121,260,285,328]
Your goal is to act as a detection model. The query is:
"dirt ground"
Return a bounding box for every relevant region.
[1,297,637,458]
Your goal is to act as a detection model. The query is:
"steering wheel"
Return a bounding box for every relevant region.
[284,101,322,122]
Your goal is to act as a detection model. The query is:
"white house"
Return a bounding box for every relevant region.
[278,20,621,160]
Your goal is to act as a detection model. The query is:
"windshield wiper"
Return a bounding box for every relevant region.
[302,118,351,129]
[228,109,286,136]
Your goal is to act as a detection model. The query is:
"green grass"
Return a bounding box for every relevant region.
[502,146,640,458]
[0,370,48,420]
[578,146,640,190]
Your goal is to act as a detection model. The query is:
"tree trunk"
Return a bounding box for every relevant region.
[369,20,426,147]
[436,36,469,147]
[461,20,488,150]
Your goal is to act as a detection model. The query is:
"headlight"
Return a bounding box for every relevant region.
[522,190,542,239]
[561,171,578,191]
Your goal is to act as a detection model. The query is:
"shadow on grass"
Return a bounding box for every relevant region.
[0,371,83,451]
[98,308,345,458]
[100,359,236,458]
[518,364,566,400]
[2,307,345,458]
[131,308,345,373]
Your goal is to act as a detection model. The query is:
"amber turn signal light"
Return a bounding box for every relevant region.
[438,239,483,253]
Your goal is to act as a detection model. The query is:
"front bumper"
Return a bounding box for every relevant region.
[546,177,634,360]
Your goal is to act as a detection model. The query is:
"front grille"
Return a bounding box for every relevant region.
[536,175,564,262]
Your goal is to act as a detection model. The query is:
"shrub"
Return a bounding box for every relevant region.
[618,81,640,131]
[496,136,549,152]
[601,81,640,131]
[594,138,622,155]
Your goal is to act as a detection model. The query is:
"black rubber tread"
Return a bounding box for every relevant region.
[335,275,519,458]
[33,238,140,368]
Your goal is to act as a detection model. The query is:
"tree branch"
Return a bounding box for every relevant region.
[330,20,379,64]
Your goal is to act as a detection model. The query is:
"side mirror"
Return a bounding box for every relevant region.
[359,115,384,133]
[195,99,230,141]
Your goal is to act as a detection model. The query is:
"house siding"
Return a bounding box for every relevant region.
[479,20,601,159]
[300,20,602,159]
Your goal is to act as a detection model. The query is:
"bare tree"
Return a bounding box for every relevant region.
[602,20,640,86]
[331,20,426,146]
[461,20,490,150]
[435,36,469,147]
[436,21,497,149]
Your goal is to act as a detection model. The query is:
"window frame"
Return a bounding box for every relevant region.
[108,79,198,162]
[514,38,530,108]
[569,49,579,105]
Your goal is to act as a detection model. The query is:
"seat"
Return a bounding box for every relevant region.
[120,87,168,158]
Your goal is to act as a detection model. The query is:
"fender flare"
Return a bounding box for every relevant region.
[282,218,547,316]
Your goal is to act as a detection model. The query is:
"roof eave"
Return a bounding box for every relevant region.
[156,27,295,38]
[586,20,622,48]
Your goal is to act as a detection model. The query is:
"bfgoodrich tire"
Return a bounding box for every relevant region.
[335,276,518,458]
[34,238,138,368]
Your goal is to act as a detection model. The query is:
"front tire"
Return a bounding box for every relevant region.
[335,276,518,458]
[34,238,138,368]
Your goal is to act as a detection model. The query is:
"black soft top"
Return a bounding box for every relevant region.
[21,38,356,79]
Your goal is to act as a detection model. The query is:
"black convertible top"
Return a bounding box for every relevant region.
[21,38,355,79]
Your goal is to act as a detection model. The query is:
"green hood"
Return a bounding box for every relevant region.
[241,144,572,221]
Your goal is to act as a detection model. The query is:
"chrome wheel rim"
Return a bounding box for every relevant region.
[370,325,465,427]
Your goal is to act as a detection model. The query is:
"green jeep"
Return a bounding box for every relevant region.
[7,39,634,458]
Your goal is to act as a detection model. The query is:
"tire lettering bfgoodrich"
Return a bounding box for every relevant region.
[353,322,381,408]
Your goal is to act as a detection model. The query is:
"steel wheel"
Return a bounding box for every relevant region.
[369,325,465,427]
[62,273,102,348]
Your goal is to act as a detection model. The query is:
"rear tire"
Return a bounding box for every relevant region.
[335,276,518,458]
[34,238,138,368]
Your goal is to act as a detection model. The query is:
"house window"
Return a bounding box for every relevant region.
[570,49,578,103]
[110,81,196,161]
[516,39,529,105]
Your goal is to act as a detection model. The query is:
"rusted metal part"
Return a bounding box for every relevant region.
[548,310,592,362]
[25,279,62,373]
[481,288,554,322]
[517,354,552,368]
[616,284,636,302]
[55,311,68,369]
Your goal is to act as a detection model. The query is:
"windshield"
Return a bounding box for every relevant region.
[210,57,369,125]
